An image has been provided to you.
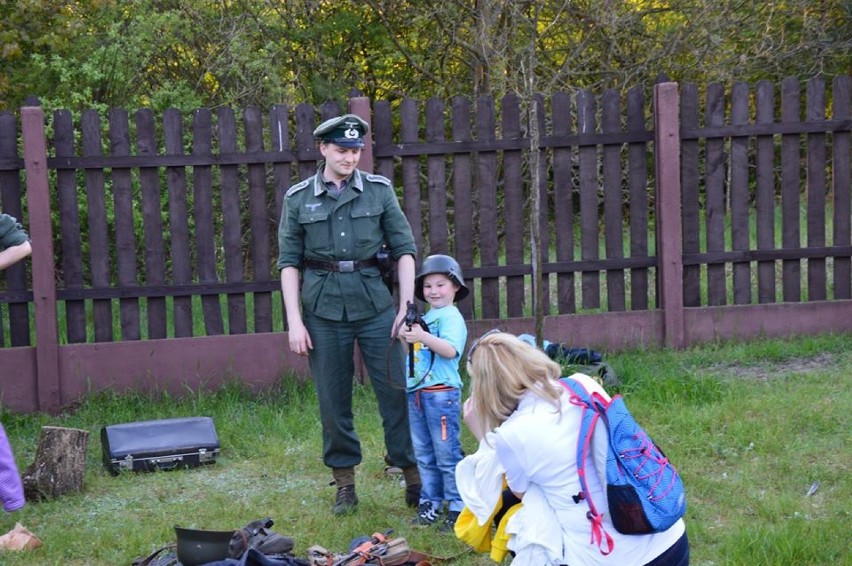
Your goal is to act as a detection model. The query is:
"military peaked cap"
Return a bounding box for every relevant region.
[313,114,369,148]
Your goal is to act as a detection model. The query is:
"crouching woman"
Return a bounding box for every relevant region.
[455,331,689,565]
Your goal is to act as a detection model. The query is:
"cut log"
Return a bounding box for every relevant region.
[22,426,89,501]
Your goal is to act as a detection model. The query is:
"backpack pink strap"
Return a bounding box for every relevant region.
[562,378,617,555]
[588,511,615,556]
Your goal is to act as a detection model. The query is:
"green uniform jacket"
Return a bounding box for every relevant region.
[277,168,416,322]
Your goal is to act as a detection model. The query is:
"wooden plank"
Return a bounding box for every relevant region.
[627,87,650,310]
[832,76,851,299]
[704,83,727,306]
[451,97,475,320]
[52,110,85,343]
[108,109,141,340]
[534,93,551,314]
[551,91,575,314]
[372,101,395,185]
[244,106,272,333]
[476,96,500,319]
[679,119,850,140]
[806,77,827,300]
[755,81,777,303]
[730,82,752,304]
[577,90,600,310]
[192,109,224,335]
[135,109,167,339]
[81,110,114,341]
[44,243,852,301]
[502,94,525,318]
[270,104,291,327]
[425,97,448,255]
[601,89,625,311]
[680,84,701,307]
[295,103,318,182]
[349,97,373,172]
[47,149,309,170]
[36,116,846,170]
[218,107,247,335]
[654,82,685,349]
[400,99,422,253]
[781,77,803,302]
[683,246,852,265]
[163,109,193,338]
[21,106,61,412]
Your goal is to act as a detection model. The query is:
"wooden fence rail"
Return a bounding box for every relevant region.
[0,77,850,414]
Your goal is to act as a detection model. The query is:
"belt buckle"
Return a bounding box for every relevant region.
[338,260,355,272]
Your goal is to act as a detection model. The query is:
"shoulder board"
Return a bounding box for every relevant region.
[285,178,311,197]
[364,173,392,186]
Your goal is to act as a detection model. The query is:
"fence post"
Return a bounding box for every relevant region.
[349,96,374,172]
[21,106,61,413]
[653,83,685,349]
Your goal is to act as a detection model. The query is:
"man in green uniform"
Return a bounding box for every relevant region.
[277,114,422,514]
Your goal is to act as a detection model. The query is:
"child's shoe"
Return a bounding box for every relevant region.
[439,510,461,533]
[411,501,440,526]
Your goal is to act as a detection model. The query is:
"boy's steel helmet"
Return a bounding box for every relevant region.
[415,254,469,302]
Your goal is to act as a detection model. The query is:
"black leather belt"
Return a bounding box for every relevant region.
[303,257,380,273]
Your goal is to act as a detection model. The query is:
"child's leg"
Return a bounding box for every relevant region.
[421,388,465,512]
[0,424,24,512]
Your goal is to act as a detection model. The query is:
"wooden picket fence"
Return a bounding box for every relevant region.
[0,76,850,413]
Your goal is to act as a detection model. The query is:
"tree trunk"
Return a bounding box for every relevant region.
[22,426,89,501]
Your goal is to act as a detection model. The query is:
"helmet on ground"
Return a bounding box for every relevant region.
[415,254,469,302]
[175,526,235,566]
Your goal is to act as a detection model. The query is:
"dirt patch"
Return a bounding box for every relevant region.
[702,353,838,380]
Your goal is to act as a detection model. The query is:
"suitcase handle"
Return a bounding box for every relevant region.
[153,456,183,470]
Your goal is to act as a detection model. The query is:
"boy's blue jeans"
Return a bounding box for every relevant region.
[407,387,465,512]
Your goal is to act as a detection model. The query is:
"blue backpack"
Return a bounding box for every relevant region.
[559,377,686,555]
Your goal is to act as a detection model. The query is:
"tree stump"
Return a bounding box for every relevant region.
[22,426,89,501]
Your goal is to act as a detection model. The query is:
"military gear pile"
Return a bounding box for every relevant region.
[307,531,430,566]
[228,518,295,559]
[133,523,446,566]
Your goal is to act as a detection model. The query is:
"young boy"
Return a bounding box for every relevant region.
[0,213,30,514]
[398,254,469,532]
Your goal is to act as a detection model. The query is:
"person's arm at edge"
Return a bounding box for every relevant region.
[0,240,32,271]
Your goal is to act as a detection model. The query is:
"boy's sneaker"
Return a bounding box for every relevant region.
[439,510,461,533]
[411,501,440,526]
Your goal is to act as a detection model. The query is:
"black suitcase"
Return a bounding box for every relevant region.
[101,416,220,475]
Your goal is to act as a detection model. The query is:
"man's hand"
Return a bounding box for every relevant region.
[392,306,408,339]
[287,320,312,357]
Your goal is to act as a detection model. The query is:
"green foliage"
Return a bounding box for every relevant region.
[1,333,850,565]
[2,1,849,112]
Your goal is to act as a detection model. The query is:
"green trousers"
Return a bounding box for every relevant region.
[304,307,416,470]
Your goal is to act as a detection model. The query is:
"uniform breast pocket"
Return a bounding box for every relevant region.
[351,205,384,247]
[298,211,332,251]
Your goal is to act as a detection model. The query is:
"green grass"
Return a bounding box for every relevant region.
[1,333,850,565]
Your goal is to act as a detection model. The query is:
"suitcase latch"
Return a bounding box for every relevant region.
[118,454,134,471]
[199,448,215,463]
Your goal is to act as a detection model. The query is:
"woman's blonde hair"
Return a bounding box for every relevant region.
[466,331,563,437]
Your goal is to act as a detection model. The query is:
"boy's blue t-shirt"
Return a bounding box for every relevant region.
[406,304,467,392]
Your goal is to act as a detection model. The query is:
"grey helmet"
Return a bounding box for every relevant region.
[174,526,234,566]
[415,254,469,302]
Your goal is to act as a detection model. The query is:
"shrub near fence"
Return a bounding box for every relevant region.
[0,77,850,414]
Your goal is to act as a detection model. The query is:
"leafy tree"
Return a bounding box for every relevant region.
[2,0,849,112]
